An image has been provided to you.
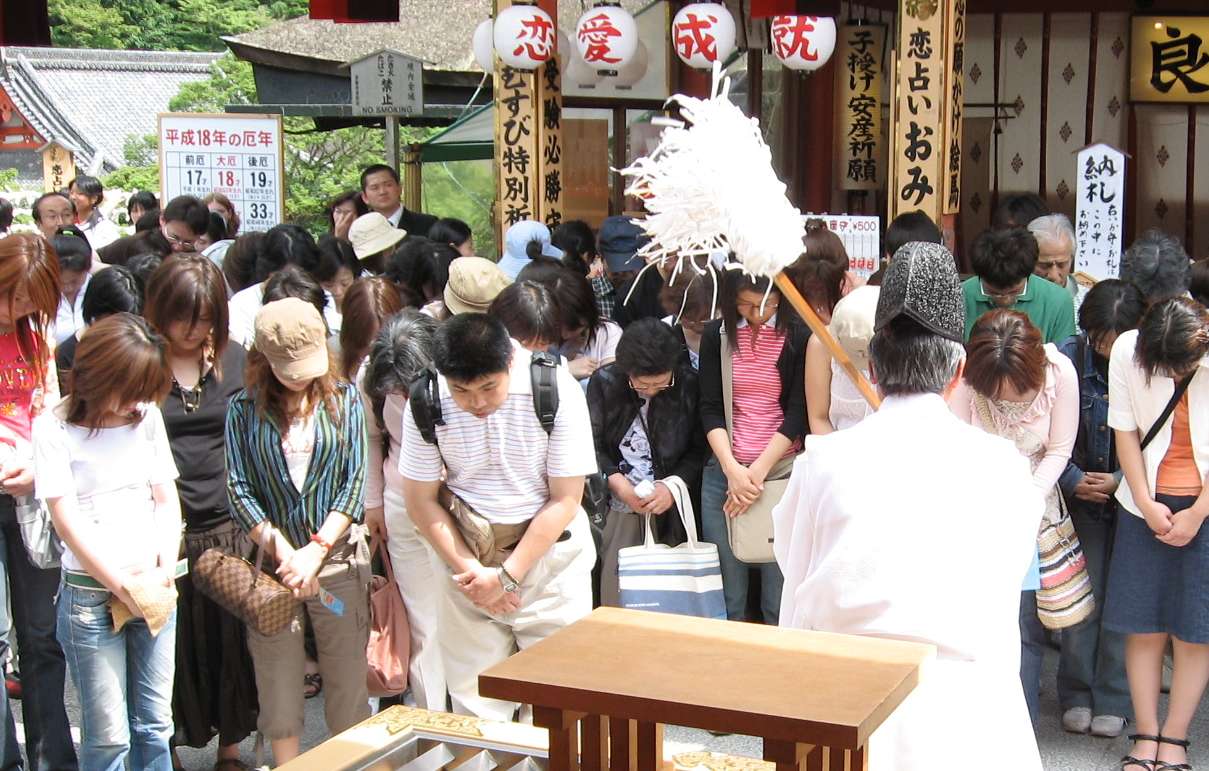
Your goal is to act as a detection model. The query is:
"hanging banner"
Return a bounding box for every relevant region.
[1075,143,1126,279]
[158,113,285,232]
[495,63,541,233]
[41,142,75,193]
[1130,17,1209,103]
[834,24,885,191]
[940,0,965,214]
[891,0,945,220]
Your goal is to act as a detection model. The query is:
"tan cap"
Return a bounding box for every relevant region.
[348,212,406,260]
[443,256,513,315]
[253,298,329,381]
[829,285,880,373]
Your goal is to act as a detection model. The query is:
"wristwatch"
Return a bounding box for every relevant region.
[498,566,520,593]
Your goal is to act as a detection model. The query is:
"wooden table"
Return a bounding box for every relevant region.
[479,607,934,771]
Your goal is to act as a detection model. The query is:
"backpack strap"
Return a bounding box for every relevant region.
[407,368,444,445]
[530,351,560,435]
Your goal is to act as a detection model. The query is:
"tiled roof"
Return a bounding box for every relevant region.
[225,0,651,72]
[0,47,221,172]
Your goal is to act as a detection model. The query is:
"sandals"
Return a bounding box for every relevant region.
[1155,736,1193,771]
[303,672,323,699]
[1122,735,1160,771]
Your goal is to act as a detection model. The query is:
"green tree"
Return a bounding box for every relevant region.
[49,0,309,52]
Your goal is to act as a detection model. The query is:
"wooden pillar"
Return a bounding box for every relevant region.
[800,69,835,214]
[402,143,422,212]
[889,0,966,238]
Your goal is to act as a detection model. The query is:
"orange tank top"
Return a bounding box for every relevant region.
[1156,393,1203,497]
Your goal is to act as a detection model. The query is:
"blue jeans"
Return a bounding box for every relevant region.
[0,497,76,770]
[700,458,783,623]
[57,583,176,771]
[1019,590,1046,728]
[1056,509,1131,718]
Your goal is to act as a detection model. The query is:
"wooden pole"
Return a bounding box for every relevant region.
[773,273,881,410]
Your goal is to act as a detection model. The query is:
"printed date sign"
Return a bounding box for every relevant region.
[158,113,285,233]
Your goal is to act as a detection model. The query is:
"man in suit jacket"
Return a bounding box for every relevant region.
[360,163,437,238]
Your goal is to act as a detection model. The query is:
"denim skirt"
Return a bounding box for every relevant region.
[1103,494,1209,643]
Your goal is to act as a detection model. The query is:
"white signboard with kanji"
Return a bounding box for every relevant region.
[349,49,423,117]
[1075,143,1126,279]
[805,213,882,279]
[158,113,284,233]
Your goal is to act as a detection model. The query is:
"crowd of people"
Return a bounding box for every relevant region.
[0,171,1203,771]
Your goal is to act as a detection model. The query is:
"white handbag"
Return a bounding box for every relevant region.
[617,476,726,619]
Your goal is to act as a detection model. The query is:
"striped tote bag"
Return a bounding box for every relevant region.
[1036,498,1095,630]
[618,476,726,620]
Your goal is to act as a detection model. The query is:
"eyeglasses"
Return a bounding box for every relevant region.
[162,227,196,251]
[979,279,1027,303]
[628,372,675,393]
[736,300,779,314]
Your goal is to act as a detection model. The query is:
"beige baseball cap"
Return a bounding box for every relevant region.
[829,285,880,373]
[443,256,513,315]
[348,212,406,260]
[254,298,329,381]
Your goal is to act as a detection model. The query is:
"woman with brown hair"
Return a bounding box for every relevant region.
[144,255,258,770]
[33,312,180,771]
[1104,297,1209,771]
[339,276,404,382]
[225,297,369,766]
[0,233,76,770]
[949,309,1079,730]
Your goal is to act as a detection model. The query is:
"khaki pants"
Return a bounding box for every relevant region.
[245,535,371,740]
[439,512,595,721]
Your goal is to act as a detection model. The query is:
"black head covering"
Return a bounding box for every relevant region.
[874,241,964,342]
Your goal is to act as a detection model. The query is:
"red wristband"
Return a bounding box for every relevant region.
[310,534,332,552]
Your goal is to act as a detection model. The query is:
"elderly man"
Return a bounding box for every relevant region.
[1029,213,1088,314]
[773,242,1044,771]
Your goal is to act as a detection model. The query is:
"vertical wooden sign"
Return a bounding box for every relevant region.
[891,0,945,221]
[835,24,886,191]
[939,0,966,214]
[536,56,564,228]
[41,142,74,193]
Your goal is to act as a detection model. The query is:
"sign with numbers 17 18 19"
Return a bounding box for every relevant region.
[158,113,285,233]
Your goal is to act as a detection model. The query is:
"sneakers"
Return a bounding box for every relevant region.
[1090,715,1126,738]
[1062,707,1093,733]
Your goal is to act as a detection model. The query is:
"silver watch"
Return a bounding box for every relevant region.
[498,566,520,593]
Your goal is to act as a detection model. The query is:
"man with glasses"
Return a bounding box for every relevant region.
[401,313,597,720]
[98,195,209,267]
[961,227,1076,342]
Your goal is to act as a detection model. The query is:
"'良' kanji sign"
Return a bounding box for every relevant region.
[348,49,424,116]
[1131,17,1209,103]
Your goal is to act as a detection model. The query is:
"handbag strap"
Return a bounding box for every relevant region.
[1139,373,1195,452]
[253,525,273,574]
[720,330,734,442]
[369,536,397,584]
[638,475,699,550]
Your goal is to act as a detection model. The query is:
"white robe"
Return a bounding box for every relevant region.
[773,393,1043,771]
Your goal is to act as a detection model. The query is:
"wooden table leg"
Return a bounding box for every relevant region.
[534,707,584,771]
[635,722,663,771]
[764,739,811,771]
[608,717,636,771]
[581,714,609,771]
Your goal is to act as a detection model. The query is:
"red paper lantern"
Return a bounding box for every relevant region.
[575,4,639,74]
[769,15,836,71]
[493,4,557,70]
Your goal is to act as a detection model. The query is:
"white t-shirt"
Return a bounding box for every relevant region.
[282,414,315,492]
[399,340,598,524]
[53,273,90,345]
[32,404,179,573]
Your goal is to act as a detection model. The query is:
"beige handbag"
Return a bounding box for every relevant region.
[720,331,797,564]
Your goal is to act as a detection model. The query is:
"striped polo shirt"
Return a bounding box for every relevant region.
[226,381,367,548]
[399,340,598,525]
[731,321,788,465]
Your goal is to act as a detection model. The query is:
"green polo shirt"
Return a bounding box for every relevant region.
[961,273,1077,343]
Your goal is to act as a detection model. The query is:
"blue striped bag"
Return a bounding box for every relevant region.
[617,476,726,620]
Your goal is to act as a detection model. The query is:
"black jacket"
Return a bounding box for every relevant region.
[613,268,666,327]
[698,317,809,443]
[397,208,438,239]
[587,360,707,536]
